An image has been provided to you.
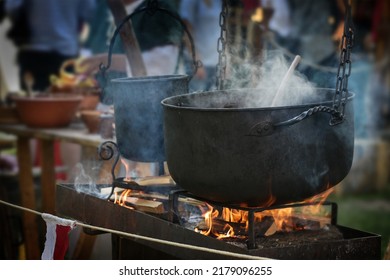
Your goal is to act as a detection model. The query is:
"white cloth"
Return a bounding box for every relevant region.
[41,213,76,260]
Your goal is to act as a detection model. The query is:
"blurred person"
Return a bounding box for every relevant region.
[268,0,291,39]
[179,0,222,92]
[4,0,96,92]
[267,0,381,138]
[357,0,389,122]
[4,0,96,183]
[270,0,343,88]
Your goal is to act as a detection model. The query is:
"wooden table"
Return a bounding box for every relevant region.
[0,123,112,259]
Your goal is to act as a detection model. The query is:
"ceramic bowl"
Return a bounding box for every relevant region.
[13,95,82,128]
[50,86,101,110]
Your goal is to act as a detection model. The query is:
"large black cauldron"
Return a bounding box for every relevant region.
[162,88,354,206]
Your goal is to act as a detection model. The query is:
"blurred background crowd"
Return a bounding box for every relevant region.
[0,0,389,130]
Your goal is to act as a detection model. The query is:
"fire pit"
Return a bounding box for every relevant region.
[56,181,381,260]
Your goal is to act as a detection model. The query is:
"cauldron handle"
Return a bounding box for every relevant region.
[99,2,199,86]
[247,105,342,137]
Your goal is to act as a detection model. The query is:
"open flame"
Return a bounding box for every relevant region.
[114,189,135,210]
[121,158,137,182]
[195,205,243,239]
[115,158,335,239]
[195,187,334,239]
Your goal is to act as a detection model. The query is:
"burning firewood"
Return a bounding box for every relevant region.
[264,222,277,237]
[196,219,247,236]
[125,191,204,207]
[123,197,165,214]
[135,175,174,187]
[263,214,330,236]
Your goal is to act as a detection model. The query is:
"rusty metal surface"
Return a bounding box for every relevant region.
[56,184,381,260]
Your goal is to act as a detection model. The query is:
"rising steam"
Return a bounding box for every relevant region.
[181,50,321,112]
[246,52,316,107]
[73,162,106,198]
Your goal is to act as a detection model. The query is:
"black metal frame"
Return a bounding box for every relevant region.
[168,189,338,249]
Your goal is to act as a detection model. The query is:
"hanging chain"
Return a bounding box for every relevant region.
[332,0,355,125]
[216,0,229,90]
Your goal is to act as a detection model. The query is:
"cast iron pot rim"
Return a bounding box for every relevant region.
[161,87,355,112]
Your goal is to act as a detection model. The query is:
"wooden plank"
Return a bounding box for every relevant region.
[0,124,108,148]
[106,0,146,76]
[135,175,175,186]
[126,192,204,207]
[16,136,41,259]
[124,196,164,214]
[39,139,56,214]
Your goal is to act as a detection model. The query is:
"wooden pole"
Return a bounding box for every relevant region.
[39,139,56,214]
[106,0,147,76]
[17,137,41,259]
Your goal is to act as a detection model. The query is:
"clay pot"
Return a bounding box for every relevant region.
[49,86,101,111]
[78,94,100,111]
[13,95,82,128]
[80,110,101,134]
[75,87,101,110]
